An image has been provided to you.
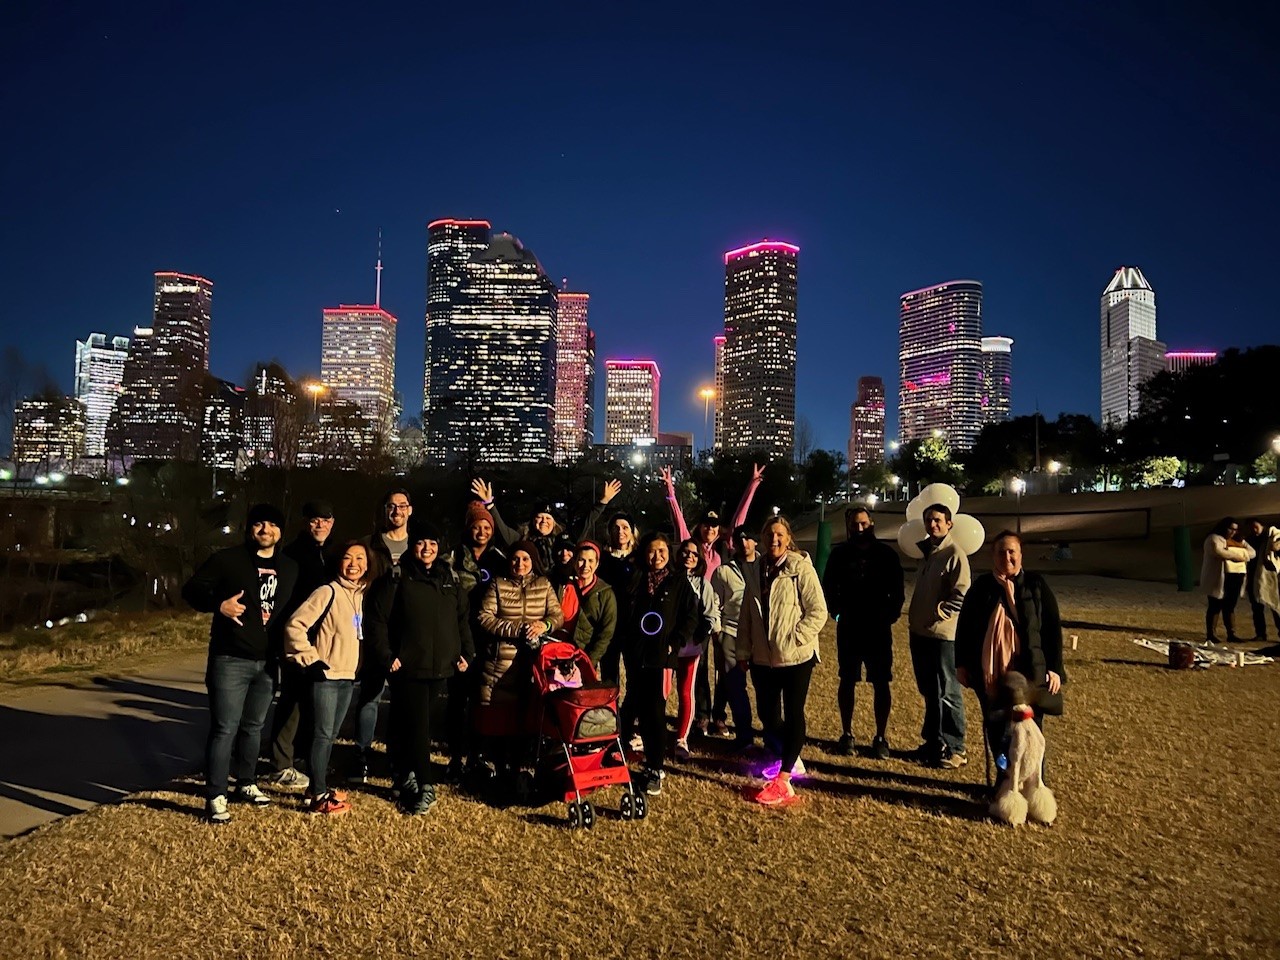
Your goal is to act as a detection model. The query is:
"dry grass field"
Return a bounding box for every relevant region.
[1,575,1278,958]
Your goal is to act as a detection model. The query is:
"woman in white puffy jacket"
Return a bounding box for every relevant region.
[1201,517,1254,643]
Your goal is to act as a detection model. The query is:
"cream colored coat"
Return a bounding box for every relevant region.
[284,578,365,680]
[1200,534,1254,600]
[736,552,828,668]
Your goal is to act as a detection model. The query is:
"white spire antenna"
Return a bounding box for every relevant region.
[375,228,384,307]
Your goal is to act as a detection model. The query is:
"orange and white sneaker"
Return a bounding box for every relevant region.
[751,775,796,806]
[307,792,352,816]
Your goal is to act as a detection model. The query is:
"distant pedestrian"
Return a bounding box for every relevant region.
[1245,519,1280,641]
[1201,517,1255,643]
[182,503,298,824]
[907,503,971,769]
[264,499,337,790]
[283,540,373,816]
[738,516,827,806]
[821,506,904,759]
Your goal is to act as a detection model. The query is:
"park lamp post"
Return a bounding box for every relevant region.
[1011,476,1027,533]
[305,381,326,415]
[1048,459,1062,494]
[888,474,900,502]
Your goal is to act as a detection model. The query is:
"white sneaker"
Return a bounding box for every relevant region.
[207,795,231,824]
[233,782,271,806]
[265,767,310,790]
[628,733,644,751]
[761,757,806,780]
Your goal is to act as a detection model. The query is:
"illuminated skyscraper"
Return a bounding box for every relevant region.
[848,376,885,468]
[604,360,660,445]
[1100,266,1164,426]
[721,240,798,460]
[553,288,592,463]
[980,336,1013,425]
[712,334,726,451]
[321,304,398,430]
[74,332,130,457]
[424,218,491,460]
[425,230,559,464]
[898,279,983,452]
[200,379,245,469]
[584,329,597,444]
[12,395,85,465]
[1165,350,1216,374]
[112,271,213,461]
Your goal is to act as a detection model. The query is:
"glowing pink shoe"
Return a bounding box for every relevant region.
[760,756,806,780]
[750,775,796,806]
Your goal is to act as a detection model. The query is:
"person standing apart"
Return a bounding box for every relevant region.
[907,503,971,770]
[1245,519,1280,641]
[182,504,298,824]
[283,540,371,815]
[822,506,904,759]
[1201,517,1255,643]
[738,516,828,806]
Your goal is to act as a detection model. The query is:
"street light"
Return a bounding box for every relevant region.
[698,387,715,454]
[1011,476,1026,532]
[888,474,899,502]
[306,382,326,414]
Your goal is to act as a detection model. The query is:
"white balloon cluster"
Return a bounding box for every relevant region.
[896,483,986,559]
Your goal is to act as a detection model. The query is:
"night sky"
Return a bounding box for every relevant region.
[3,2,1276,456]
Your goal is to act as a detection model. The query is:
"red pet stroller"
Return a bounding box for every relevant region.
[532,641,647,828]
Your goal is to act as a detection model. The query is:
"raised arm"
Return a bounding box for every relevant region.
[578,478,622,541]
[472,477,521,547]
[661,466,692,542]
[729,462,765,533]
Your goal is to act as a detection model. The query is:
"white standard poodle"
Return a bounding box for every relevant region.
[990,671,1057,827]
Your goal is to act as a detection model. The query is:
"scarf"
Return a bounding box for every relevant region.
[982,574,1020,697]
[646,566,670,596]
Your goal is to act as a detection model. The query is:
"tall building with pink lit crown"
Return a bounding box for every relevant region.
[898,279,983,452]
[721,240,798,461]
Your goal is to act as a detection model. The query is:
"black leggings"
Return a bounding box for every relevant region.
[752,656,816,774]
[389,677,449,786]
[627,666,669,774]
[1207,573,1246,639]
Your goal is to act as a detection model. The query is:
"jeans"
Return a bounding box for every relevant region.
[354,676,387,759]
[908,634,966,757]
[205,655,274,799]
[309,679,354,797]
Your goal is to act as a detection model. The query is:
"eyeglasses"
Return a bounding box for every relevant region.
[388,504,411,513]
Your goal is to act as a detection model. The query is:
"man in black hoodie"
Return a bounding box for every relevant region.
[183,503,298,824]
[821,506,904,760]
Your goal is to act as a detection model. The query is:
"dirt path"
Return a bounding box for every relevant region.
[0,652,208,839]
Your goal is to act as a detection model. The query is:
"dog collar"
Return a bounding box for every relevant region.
[1011,706,1034,722]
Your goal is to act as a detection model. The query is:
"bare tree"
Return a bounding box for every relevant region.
[793,415,817,466]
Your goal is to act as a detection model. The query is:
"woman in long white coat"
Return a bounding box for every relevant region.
[1201,517,1255,643]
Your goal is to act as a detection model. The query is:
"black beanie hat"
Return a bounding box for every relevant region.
[408,518,443,546]
[302,499,334,520]
[246,503,286,529]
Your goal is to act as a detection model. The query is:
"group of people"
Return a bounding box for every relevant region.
[181,470,1080,825]
[824,502,1066,778]
[1201,517,1280,644]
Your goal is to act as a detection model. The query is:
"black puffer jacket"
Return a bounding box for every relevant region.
[624,569,698,671]
[365,559,475,681]
[955,570,1066,715]
[821,538,904,627]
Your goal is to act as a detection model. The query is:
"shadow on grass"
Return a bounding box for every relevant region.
[801,776,990,821]
[1101,658,1172,668]
[123,795,206,822]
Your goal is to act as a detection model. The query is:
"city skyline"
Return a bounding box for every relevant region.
[3,4,1275,456]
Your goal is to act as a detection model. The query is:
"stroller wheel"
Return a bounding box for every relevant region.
[566,802,582,830]
[619,792,634,821]
[580,800,596,830]
[633,793,648,820]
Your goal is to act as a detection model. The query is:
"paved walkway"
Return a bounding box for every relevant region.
[0,653,209,839]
